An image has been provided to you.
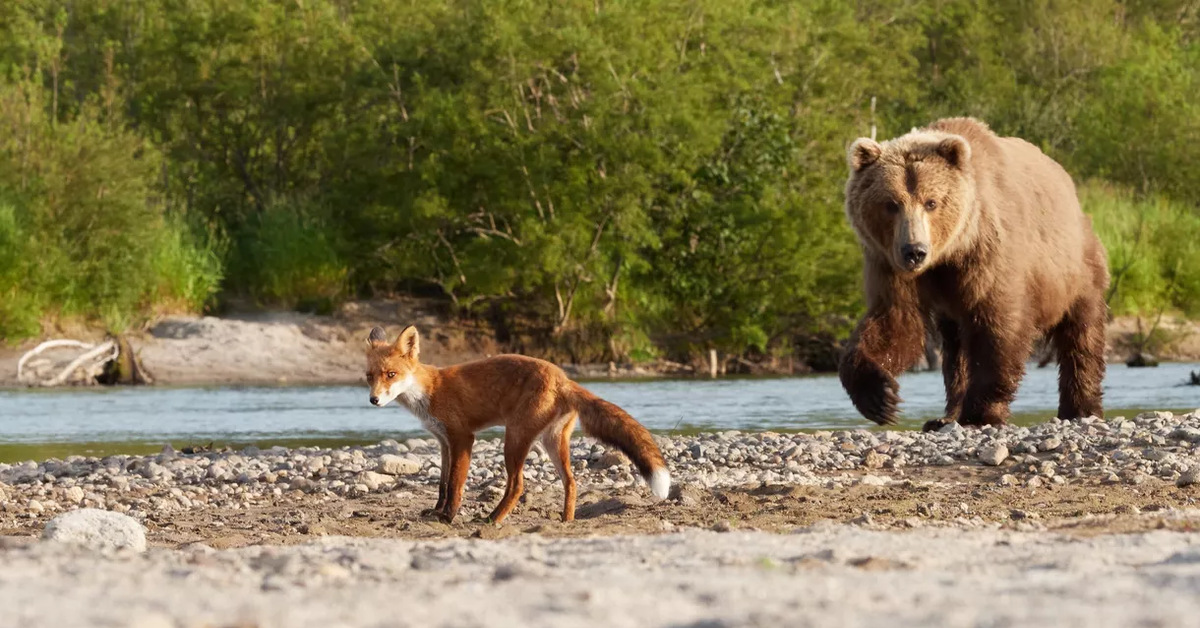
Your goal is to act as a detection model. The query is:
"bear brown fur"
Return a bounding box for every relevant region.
[838,117,1109,430]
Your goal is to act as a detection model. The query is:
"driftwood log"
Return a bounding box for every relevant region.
[16,335,152,387]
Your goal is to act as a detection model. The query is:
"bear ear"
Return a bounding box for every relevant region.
[936,135,971,169]
[847,138,882,172]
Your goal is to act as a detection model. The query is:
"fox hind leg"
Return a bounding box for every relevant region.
[487,430,533,524]
[540,414,578,522]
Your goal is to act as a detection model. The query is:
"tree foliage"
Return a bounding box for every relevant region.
[1,0,1198,365]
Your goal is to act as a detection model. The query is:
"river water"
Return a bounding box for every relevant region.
[0,362,1196,461]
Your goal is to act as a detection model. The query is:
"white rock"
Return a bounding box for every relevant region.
[1040,437,1062,452]
[978,444,1009,466]
[939,422,964,435]
[43,508,147,552]
[356,471,392,491]
[377,454,421,476]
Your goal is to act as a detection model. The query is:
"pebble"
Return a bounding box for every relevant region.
[1177,468,1200,488]
[64,487,85,504]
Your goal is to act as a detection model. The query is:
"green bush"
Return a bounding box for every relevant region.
[0,78,221,340]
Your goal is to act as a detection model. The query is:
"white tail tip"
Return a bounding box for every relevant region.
[648,468,671,500]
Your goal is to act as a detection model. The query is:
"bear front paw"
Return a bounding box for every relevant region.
[841,359,901,425]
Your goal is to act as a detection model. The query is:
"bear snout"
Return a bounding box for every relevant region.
[900,243,929,270]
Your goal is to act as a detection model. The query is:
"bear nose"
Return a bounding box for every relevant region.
[369,396,380,406]
[901,243,928,267]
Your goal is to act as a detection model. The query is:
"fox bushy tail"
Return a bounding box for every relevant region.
[572,386,670,499]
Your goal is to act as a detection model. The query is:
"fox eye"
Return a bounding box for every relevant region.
[387,371,396,379]
[885,200,900,214]
[924,199,938,211]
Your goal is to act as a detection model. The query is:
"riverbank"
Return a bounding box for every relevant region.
[4,411,1200,626]
[2,299,1198,388]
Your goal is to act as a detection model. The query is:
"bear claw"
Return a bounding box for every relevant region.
[921,419,950,432]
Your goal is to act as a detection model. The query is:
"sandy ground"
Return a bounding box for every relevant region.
[8,526,1200,628]
[2,301,1197,388]
[6,483,1200,627]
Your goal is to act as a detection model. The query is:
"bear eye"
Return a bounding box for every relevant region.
[387,371,396,379]
[885,201,901,214]
[924,199,938,211]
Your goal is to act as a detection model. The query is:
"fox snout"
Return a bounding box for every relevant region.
[369,395,381,406]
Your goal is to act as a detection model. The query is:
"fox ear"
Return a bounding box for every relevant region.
[394,325,419,358]
[367,326,388,347]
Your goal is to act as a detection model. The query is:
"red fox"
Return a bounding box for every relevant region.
[365,325,671,524]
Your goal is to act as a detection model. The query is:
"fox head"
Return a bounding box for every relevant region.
[364,325,421,407]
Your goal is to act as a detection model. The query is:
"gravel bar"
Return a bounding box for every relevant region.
[3,410,1200,519]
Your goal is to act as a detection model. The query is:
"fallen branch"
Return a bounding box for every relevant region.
[16,339,92,384]
[17,338,119,387]
[42,340,118,387]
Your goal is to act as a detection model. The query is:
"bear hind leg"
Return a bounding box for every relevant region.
[1052,294,1106,420]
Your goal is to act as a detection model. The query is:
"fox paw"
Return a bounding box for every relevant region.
[419,507,447,520]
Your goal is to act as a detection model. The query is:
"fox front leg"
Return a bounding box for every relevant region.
[420,439,450,518]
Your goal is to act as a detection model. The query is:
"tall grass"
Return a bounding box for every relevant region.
[228,196,347,313]
[1081,181,1200,318]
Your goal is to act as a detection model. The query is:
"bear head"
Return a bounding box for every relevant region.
[843,128,977,276]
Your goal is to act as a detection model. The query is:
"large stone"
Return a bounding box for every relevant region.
[43,508,147,552]
[355,471,393,491]
[977,444,1009,466]
[377,454,421,476]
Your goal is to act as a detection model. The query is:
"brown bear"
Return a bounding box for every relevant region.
[838,117,1109,430]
